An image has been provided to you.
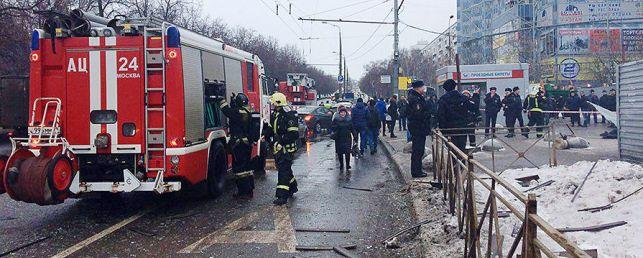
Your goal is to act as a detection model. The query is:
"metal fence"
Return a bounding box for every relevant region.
[617,60,643,164]
[431,127,589,258]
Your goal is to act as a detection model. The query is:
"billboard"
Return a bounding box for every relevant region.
[622,29,643,53]
[558,1,643,25]
[589,29,621,53]
[559,29,589,54]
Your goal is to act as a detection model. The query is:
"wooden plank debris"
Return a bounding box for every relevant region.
[333,246,359,258]
[382,219,434,244]
[523,180,554,192]
[558,221,627,233]
[477,210,511,218]
[559,248,598,258]
[515,175,540,182]
[578,186,643,212]
[295,228,350,233]
[571,161,599,203]
[342,186,373,192]
[295,244,356,251]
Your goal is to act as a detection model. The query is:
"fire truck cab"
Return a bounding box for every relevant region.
[0,11,268,205]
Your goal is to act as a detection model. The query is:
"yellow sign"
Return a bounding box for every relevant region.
[398,77,412,90]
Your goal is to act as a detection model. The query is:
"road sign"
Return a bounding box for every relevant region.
[560,58,580,79]
[338,75,344,83]
[380,75,391,84]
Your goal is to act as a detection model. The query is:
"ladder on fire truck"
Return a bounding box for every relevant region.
[137,18,168,174]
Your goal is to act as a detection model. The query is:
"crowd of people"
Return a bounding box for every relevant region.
[328,80,618,178]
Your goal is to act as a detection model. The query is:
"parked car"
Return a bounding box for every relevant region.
[296,106,334,132]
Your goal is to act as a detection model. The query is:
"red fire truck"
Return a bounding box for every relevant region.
[0,10,269,205]
[278,73,316,105]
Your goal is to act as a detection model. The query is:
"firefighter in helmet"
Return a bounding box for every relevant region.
[220,93,255,199]
[264,92,299,206]
[523,85,547,138]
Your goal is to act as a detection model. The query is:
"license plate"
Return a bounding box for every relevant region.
[28,126,60,135]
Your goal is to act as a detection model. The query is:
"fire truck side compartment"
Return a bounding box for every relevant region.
[181,46,205,144]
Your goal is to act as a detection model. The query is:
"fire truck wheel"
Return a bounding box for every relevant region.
[0,156,7,194]
[207,141,227,198]
[46,155,74,201]
[254,141,267,177]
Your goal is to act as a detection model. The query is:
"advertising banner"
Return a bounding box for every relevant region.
[558,1,642,25]
[559,29,589,54]
[622,29,643,53]
[589,29,621,53]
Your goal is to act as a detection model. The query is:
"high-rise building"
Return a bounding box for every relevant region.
[456,0,642,87]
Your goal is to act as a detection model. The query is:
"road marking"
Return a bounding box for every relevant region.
[51,207,154,258]
[179,206,297,253]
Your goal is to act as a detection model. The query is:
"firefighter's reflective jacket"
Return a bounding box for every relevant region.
[265,108,299,155]
[523,94,546,112]
[220,100,253,143]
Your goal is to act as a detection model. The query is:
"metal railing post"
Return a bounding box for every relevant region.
[549,123,557,167]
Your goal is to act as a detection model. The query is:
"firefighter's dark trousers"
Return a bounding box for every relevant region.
[527,111,544,137]
[232,139,255,196]
[410,134,426,177]
[275,152,298,199]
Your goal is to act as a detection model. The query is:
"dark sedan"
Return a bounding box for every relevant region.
[296,106,334,132]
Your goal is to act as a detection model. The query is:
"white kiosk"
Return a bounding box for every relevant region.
[435,63,530,98]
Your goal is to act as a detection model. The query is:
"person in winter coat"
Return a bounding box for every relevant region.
[523,90,547,138]
[579,91,591,127]
[501,88,513,133]
[351,98,369,156]
[387,96,399,138]
[438,79,477,152]
[331,106,356,171]
[566,91,582,126]
[366,99,381,154]
[375,98,387,136]
[398,96,408,131]
[484,87,502,136]
[406,80,432,178]
[462,90,479,147]
[506,87,527,138]
[606,89,616,112]
[589,89,600,124]
[599,90,609,123]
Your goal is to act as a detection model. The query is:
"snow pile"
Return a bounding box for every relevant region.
[490,160,643,257]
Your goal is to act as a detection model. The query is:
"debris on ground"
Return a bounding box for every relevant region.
[558,221,627,233]
[295,244,357,251]
[492,160,643,256]
[422,154,433,169]
[384,237,401,249]
[480,138,504,151]
[554,136,590,149]
[295,228,350,233]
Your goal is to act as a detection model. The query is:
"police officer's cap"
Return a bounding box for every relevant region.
[411,80,425,88]
[504,88,512,92]
[490,87,497,91]
[513,86,520,92]
[442,79,456,91]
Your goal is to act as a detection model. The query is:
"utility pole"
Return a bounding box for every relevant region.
[392,0,400,97]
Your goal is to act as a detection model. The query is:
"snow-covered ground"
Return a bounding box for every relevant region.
[475,160,643,257]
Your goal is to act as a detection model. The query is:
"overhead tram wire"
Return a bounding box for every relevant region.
[342,0,391,19]
[302,0,382,17]
[399,20,447,36]
[275,0,307,34]
[257,0,302,38]
[349,25,408,61]
[345,8,393,58]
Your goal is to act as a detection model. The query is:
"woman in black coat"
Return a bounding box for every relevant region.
[331,106,356,170]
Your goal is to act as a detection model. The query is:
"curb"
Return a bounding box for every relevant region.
[378,137,432,257]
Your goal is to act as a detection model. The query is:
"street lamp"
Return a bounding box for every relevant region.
[448,15,455,66]
[323,21,344,94]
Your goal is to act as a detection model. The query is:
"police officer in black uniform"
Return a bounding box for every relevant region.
[264,92,299,206]
[406,80,431,178]
[437,79,477,152]
[220,93,255,199]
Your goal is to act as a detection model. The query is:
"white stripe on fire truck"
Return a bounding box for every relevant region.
[89,50,101,143]
[105,37,116,46]
[106,50,118,149]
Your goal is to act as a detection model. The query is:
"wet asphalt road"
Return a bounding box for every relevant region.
[0,138,421,257]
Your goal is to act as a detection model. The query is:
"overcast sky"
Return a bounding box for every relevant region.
[203,0,456,80]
